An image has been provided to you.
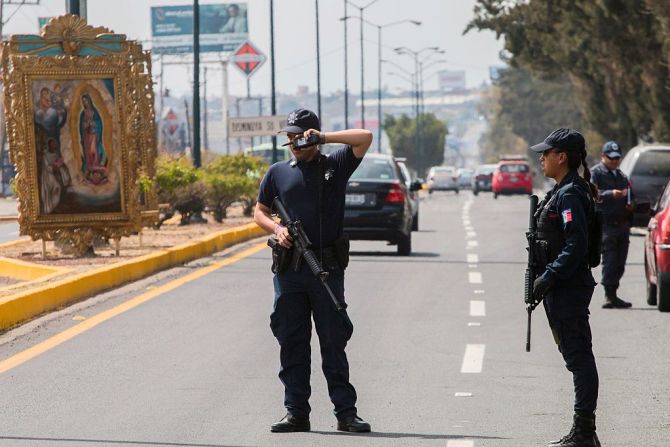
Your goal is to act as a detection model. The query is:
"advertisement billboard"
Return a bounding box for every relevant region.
[438,70,466,91]
[151,3,248,54]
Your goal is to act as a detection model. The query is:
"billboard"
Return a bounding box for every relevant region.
[151,3,248,54]
[438,70,466,91]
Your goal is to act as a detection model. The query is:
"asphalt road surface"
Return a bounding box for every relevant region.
[0,191,668,447]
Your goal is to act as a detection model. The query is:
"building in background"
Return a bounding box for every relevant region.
[438,70,466,92]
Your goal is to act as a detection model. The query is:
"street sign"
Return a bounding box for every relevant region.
[230,41,266,77]
[228,115,287,138]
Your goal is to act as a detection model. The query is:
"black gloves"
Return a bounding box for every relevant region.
[533,272,556,303]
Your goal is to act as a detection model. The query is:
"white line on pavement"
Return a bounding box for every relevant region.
[468,272,482,284]
[474,289,485,294]
[467,240,478,248]
[461,344,485,373]
[470,300,486,317]
[468,322,481,327]
[466,231,477,238]
[447,441,475,447]
[467,254,479,263]
[454,392,473,397]
[468,264,477,268]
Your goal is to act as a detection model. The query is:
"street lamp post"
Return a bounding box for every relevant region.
[192,0,201,168]
[270,0,278,163]
[315,0,322,119]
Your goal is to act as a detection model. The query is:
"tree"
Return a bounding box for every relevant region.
[384,113,448,175]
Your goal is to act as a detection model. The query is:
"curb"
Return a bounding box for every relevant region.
[0,222,266,332]
[0,215,18,222]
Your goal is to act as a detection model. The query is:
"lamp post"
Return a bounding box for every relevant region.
[270,0,278,163]
[419,58,446,115]
[345,0,381,129]
[315,0,322,119]
[394,46,442,175]
[342,17,420,152]
[192,0,201,168]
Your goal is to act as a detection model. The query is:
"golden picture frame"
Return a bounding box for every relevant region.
[1,15,158,254]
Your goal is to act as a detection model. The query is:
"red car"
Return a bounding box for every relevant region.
[492,159,533,199]
[644,179,670,312]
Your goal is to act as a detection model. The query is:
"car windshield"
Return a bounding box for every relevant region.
[632,150,670,177]
[350,158,397,180]
[433,167,455,176]
[500,164,529,173]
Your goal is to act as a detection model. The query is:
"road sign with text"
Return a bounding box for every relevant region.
[228,115,287,138]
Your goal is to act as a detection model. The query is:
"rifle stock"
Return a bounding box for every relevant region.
[525,194,539,352]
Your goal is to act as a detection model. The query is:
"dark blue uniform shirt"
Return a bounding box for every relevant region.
[258,145,362,248]
[590,162,633,221]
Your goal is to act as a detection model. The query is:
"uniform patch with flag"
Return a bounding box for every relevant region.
[562,209,573,224]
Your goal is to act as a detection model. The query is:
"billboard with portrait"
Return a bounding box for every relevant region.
[151,3,249,54]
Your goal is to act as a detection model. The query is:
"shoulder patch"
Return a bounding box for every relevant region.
[562,209,573,224]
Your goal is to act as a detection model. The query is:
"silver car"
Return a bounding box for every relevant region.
[427,166,459,194]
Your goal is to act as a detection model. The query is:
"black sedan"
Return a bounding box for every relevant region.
[344,154,422,255]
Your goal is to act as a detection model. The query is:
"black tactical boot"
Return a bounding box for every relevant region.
[337,415,371,433]
[270,414,310,433]
[602,287,632,309]
[548,413,600,447]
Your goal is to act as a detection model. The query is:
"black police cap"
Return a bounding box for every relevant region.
[279,108,321,134]
[530,128,585,153]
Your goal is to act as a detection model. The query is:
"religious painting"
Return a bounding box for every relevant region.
[32,79,120,215]
[1,15,158,254]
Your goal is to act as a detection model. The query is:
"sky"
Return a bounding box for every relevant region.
[1,0,503,98]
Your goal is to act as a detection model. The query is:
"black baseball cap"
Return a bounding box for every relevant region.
[530,128,585,153]
[279,108,321,134]
[602,141,622,159]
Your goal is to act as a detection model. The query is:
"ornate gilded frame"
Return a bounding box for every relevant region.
[1,15,157,254]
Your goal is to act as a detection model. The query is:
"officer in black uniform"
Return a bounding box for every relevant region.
[590,141,633,309]
[253,108,373,433]
[529,128,601,447]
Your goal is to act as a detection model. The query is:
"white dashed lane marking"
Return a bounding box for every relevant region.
[467,240,478,248]
[468,322,481,327]
[461,344,485,373]
[467,254,479,263]
[447,441,475,447]
[470,300,486,317]
[468,272,482,284]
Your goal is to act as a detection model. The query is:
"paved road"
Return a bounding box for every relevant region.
[0,192,668,447]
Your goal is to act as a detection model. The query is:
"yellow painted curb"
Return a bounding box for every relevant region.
[0,257,66,281]
[0,222,267,332]
[0,238,31,249]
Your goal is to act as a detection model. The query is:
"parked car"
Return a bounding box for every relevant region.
[644,178,670,312]
[457,168,474,190]
[395,158,421,231]
[344,154,421,255]
[472,164,497,195]
[427,166,459,194]
[619,144,670,227]
[492,158,533,198]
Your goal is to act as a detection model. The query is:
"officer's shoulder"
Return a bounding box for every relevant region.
[590,163,606,174]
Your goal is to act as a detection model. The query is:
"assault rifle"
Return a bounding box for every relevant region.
[525,195,540,352]
[272,197,343,311]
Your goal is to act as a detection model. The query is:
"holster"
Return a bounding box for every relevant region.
[532,239,550,274]
[267,236,293,274]
[332,235,350,270]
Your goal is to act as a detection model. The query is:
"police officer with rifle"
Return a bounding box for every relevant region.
[525,128,602,447]
[254,108,372,433]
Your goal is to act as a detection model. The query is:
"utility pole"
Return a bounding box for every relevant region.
[359,5,364,128]
[270,0,277,163]
[343,0,349,128]
[192,0,201,168]
[315,0,322,119]
[203,65,208,153]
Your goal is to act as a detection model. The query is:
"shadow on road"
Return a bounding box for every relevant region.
[0,437,249,447]
[311,430,508,441]
[350,251,440,258]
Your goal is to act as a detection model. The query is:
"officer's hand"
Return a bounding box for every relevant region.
[533,272,556,302]
[625,202,635,212]
[612,189,625,199]
[274,224,293,249]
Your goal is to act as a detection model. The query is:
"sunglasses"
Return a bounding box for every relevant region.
[605,155,621,161]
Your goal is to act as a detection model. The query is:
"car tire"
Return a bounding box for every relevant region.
[412,213,419,231]
[494,192,499,199]
[657,271,670,312]
[429,189,433,195]
[473,189,479,196]
[646,255,657,306]
[455,189,460,194]
[397,232,411,256]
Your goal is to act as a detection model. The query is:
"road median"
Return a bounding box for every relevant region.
[0,222,265,332]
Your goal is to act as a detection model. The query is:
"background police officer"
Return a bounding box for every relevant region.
[590,141,633,309]
[253,108,373,433]
[530,129,601,447]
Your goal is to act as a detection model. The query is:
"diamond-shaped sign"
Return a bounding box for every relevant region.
[230,40,266,78]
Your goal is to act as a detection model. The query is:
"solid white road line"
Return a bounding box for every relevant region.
[468,272,482,284]
[467,254,479,263]
[447,441,475,447]
[454,392,473,397]
[470,300,486,317]
[461,344,485,373]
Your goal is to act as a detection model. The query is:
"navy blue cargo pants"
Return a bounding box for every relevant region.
[601,223,630,291]
[270,263,357,420]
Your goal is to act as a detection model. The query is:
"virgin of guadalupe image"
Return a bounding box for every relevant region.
[79,93,108,185]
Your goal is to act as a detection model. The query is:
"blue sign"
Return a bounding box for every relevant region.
[151,3,249,54]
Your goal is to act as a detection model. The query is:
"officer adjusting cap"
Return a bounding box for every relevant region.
[279,108,321,134]
[530,127,586,153]
[602,141,622,159]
